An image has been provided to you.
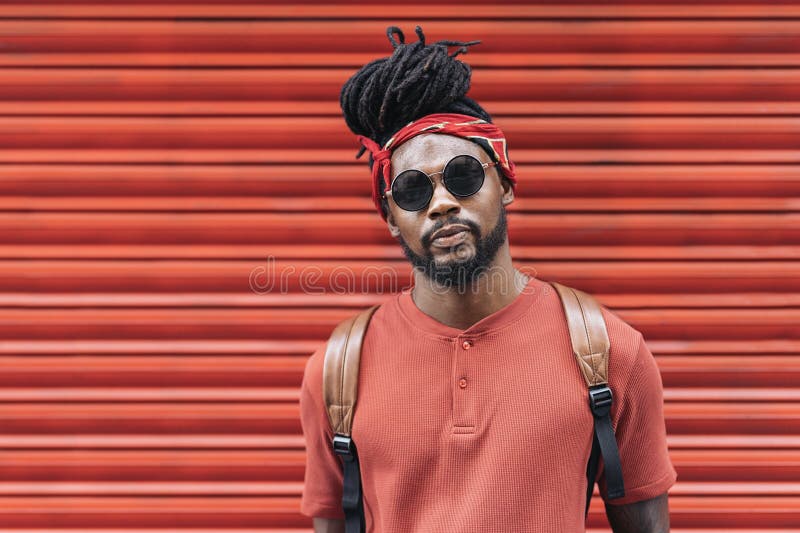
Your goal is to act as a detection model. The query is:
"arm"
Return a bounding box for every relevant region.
[299,348,348,524]
[605,491,671,533]
[313,517,345,533]
[595,325,677,531]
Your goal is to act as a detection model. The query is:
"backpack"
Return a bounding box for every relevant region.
[321,280,625,532]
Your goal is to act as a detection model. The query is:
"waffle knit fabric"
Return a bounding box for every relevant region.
[300,275,678,532]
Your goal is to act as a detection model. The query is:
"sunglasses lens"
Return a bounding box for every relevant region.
[444,154,486,197]
[392,170,433,211]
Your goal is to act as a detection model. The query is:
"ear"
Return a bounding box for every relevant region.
[385,208,401,238]
[500,177,515,206]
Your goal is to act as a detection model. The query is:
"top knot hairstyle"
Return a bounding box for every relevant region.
[340,25,497,218]
[340,25,491,148]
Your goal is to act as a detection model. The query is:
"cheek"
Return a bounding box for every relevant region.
[462,194,501,233]
[393,213,424,243]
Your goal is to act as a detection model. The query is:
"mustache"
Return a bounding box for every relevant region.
[421,218,480,248]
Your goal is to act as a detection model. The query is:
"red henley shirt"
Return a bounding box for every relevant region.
[300,275,677,532]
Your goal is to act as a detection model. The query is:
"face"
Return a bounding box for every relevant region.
[384,134,515,290]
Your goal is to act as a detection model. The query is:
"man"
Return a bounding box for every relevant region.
[299,26,677,532]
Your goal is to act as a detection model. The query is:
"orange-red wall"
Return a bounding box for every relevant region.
[1,2,798,530]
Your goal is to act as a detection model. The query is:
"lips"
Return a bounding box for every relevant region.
[431,224,470,242]
[430,224,471,249]
[432,230,469,248]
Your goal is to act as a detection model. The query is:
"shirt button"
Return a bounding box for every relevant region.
[458,378,468,389]
[462,340,473,350]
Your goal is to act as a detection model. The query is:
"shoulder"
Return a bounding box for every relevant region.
[537,281,648,398]
[593,298,664,418]
[302,300,395,398]
[545,281,644,377]
[301,342,327,406]
[598,301,647,380]
[552,283,649,396]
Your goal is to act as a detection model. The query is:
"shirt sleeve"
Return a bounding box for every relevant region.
[598,332,678,505]
[299,345,347,519]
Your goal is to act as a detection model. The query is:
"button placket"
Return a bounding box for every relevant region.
[452,337,475,433]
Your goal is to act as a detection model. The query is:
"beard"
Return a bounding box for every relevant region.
[396,205,508,293]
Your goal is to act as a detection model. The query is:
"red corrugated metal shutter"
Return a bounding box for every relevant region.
[1,2,798,531]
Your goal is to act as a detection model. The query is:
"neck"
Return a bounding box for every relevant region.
[410,243,528,331]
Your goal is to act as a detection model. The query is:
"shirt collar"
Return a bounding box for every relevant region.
[395,275,547,338]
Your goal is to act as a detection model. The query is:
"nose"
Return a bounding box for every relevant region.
[426,178,461,219]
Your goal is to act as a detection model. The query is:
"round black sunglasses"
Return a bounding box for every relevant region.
[385,154,497,212]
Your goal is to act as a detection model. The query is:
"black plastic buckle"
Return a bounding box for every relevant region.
[332,434,355,461]
[588,385,613,417]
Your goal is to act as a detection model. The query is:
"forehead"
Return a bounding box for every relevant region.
[390,134,487,176]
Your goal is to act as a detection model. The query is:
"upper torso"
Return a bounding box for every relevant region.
[299,275,678,532]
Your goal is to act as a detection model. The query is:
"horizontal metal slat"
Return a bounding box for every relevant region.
[0,244,797,260]
[3,4,800,19]
[5,100,800,116]
[0,496,306,528]
[0,339,796,356]
[3,148,799,164]
[0,529,314,533]
[0,448,797,482]
[0,480,796,497]
[1,291,798,308]
[0,450,304,481]
[2,117,798,150]
[3,164,798,197]
[2,68,798,101]
[0,353,798,387]
[0,308,796,340]
[0,403,301,434]
[0,356,304,387]
[0,435,305,449]
[0,482,304,495]
[1,20,798,53]
[0,400,796,434]
[0,495,793,528]
[0,434,792,450]
[3,52,799,68]
[0,386,796,403]
[0,213,797,245]
[659,355,800,387]
[0,530,798,533]
[0,388,301,402]
[0,260,795,293]
[2,196,797,213]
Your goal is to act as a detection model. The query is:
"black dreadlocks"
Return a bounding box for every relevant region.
[339,25,494,219]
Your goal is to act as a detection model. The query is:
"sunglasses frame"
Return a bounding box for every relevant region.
[385,154,498,212]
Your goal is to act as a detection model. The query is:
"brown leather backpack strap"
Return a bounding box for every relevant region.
[322,304,380,437]
[549,281,610,387]
[549,280,626,508]
[323,305,380,533]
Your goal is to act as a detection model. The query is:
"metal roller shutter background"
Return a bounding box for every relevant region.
[1,1,798,531]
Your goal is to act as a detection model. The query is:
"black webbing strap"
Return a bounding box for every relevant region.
[587,384,626,512]
[333,434,366,533]
[585,429,601,518]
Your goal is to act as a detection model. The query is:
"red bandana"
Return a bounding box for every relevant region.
[357,113,517,221]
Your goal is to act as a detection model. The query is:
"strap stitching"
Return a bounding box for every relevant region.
[570,287,599,383]
[338,321,354,434]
